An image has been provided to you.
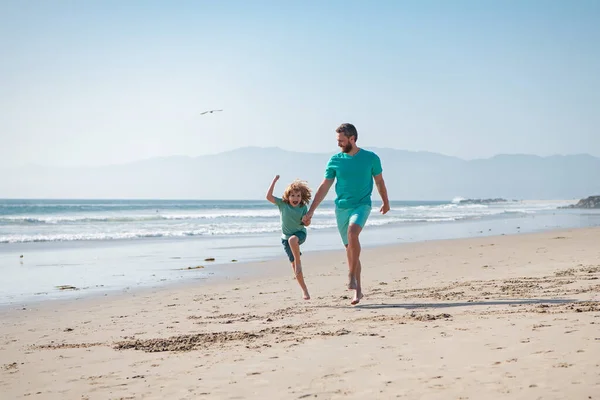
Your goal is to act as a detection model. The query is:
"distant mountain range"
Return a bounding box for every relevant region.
[1,147,599,200]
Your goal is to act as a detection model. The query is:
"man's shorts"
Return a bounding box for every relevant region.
[281,231,307,262]
[335,205,372,246]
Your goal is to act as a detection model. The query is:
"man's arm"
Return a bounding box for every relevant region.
[374,173,390,214]
[302,178,334,226]
[266,175,279,204]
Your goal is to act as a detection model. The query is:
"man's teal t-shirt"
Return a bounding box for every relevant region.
[324,149,383,209]
[273,197,308,239]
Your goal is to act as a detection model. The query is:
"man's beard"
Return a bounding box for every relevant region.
[341,143,352,153]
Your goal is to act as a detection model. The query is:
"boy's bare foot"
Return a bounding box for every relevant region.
[351,291,364,305]
[303,291,310,300]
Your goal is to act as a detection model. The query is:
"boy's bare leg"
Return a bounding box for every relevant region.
[288,236,310,300]
[347,224,363,305]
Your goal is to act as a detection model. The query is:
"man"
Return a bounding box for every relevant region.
[302,123,390,305]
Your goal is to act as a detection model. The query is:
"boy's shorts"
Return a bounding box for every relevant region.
[335,205,372,245]
[281,231,307,262]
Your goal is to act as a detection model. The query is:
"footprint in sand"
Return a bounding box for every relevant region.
[554,363,574,368]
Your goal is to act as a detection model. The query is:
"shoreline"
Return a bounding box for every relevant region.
[2,213,600,308]
[2,225,598,311]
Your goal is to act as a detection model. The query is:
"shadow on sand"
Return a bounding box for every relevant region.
[323,298,577,310]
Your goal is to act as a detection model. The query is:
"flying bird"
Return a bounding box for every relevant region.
[200,109,223,115]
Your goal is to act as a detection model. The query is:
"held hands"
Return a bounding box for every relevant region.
[301,212,313,227]
[380,202,390,215]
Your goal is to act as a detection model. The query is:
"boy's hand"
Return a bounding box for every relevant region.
[302,212,312,226]
[274,175,280,181]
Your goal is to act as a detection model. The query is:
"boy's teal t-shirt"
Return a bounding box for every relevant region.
[324,148,383,209]
[273,197,308,239]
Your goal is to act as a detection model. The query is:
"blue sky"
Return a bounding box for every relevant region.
[1,0,599,166]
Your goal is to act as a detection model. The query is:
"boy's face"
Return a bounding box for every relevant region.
[289,190,302,207]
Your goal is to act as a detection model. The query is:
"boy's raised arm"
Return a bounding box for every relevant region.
[266,175,280,204]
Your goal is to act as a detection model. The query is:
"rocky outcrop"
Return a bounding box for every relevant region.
[563,196,600,209]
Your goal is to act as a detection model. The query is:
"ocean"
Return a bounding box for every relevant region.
[1,198,599,305]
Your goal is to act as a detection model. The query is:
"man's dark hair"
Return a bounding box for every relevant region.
[336,123,358,141]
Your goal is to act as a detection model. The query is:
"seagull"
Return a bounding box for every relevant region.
[200,109,223,115]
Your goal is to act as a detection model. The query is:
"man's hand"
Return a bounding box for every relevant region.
[380,202,390,215]
[374,174,390,215]
[302,212,313,227]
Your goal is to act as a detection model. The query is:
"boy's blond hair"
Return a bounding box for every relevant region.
[282,179,312,206]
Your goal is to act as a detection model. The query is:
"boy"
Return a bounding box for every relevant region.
[266,175,312,300]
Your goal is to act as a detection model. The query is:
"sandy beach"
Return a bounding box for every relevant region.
[1,227,599,399]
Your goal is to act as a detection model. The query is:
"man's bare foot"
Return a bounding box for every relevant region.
[347,275,357,290]
[351,292,364,305]
[303,291,310,300]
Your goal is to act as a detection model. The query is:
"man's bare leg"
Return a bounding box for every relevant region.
[355,259,362,291]
[345,244,356,290]
[289,236,310,300]
[346,224,363,304]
